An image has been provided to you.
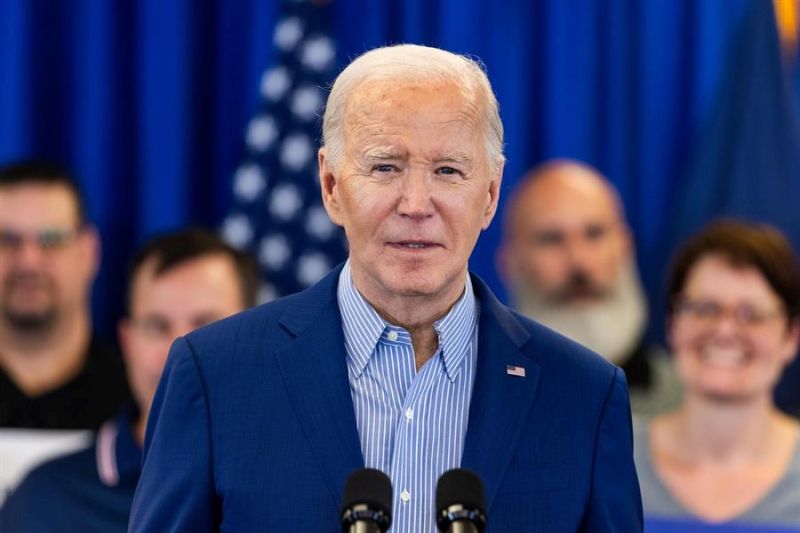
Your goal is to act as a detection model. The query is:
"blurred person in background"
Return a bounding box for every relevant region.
[499,159,680,418]
[0,160,129,429]
[0,161,133,503]
[0,228,258,532]
[635,219,800,531]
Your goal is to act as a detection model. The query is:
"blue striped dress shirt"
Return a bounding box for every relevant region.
[337,261,479,533]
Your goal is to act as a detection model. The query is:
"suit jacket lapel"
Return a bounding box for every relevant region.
[461,277,541,510]
[272,269,540,511]
[274,267,364,506]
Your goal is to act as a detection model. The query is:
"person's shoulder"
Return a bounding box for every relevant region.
[472,274,618,383]
[521,311,616,375]
[22,444,96,483]
[176,267,342,369]
[3,443,96,508]
[192,274,338,342]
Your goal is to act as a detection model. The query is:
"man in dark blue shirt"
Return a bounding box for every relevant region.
[0,229,258,532]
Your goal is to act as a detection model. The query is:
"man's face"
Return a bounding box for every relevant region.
[504,172,630,306]
[118,254,246,413]
[319,81,501,310]
[0,184,98,331]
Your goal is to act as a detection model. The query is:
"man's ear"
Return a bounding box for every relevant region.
[481,163,504,230]
[318,148,343,227]
[79,225,102,280]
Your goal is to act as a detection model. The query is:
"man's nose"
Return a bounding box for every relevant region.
[397,171,435,218]
[564,237,595,271]
[13,238,47,267]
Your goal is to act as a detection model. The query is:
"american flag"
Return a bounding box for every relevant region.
[221,0,346,303]
[506,365,526,378]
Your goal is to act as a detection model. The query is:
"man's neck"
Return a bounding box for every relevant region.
[361,291,463,371]
[0,311,92,397]
[347,265,469,370]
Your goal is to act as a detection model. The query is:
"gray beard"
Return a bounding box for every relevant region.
[511,261,647,365]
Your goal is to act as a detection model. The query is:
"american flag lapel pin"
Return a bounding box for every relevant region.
[506,365,526,378]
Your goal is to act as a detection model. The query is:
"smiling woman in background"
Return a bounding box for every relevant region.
[635,219,800,532]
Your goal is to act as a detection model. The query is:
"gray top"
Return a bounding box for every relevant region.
[629,348,683,421]
[634,421,800,527]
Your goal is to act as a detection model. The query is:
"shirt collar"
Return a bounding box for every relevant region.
[96,407,142,487]
[337,260,478,382]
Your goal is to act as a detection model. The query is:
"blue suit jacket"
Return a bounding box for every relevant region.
[129,266,642,532]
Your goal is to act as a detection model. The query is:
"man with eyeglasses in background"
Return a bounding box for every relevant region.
[0,161,130,502]
[0,228,258,532]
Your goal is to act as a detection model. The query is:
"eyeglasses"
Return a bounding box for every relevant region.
[673,297,784,330]
[0,228,80,254]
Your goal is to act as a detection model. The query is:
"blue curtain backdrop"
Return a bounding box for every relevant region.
[1,0,798,350]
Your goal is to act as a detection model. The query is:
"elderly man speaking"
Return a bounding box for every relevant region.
[130,45,642,532]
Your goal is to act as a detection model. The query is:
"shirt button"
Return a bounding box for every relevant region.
[404,408,414,421]
[400,490,411,503]
[387,331,398,341]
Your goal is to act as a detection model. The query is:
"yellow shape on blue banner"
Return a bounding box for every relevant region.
[773,0,798,56]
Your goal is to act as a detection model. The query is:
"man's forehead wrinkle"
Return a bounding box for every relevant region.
[346,79,481,123]
[432,151,477,167]
[360,145,476,166]
[348,108,475,133]
[363,148,404,159]
[340,83,489,175]
[347,120,479,161]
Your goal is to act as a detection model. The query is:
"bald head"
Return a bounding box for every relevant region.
[505,161,625,239]
[499,160,648,363]
[501,160,631,305]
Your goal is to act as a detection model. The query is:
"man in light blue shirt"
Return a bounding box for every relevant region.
[130,44,642,532]
[339,260,478,530]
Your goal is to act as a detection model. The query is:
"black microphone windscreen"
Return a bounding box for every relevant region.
[341,468,393,517]
[436,468,486,515]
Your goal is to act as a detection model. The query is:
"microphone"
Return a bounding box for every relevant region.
[340,468,392,533]
[436,469,486,533]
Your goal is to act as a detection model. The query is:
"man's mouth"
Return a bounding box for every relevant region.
[389,241,440,250]
[555,286,606,304]
[6,273,53,292]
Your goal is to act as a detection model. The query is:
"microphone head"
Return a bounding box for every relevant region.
[436,469,486,532]
[341,468,392,532]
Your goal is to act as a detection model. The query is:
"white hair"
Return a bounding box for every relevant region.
[321,44,505,171]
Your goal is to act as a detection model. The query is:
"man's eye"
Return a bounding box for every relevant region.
[138,319,171,337]
[0,232,21,248]
[534,232,564,246]
[373,164,396,173]
[585,225,607,241]
[39,230,71,248]
[436,166,461,176]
